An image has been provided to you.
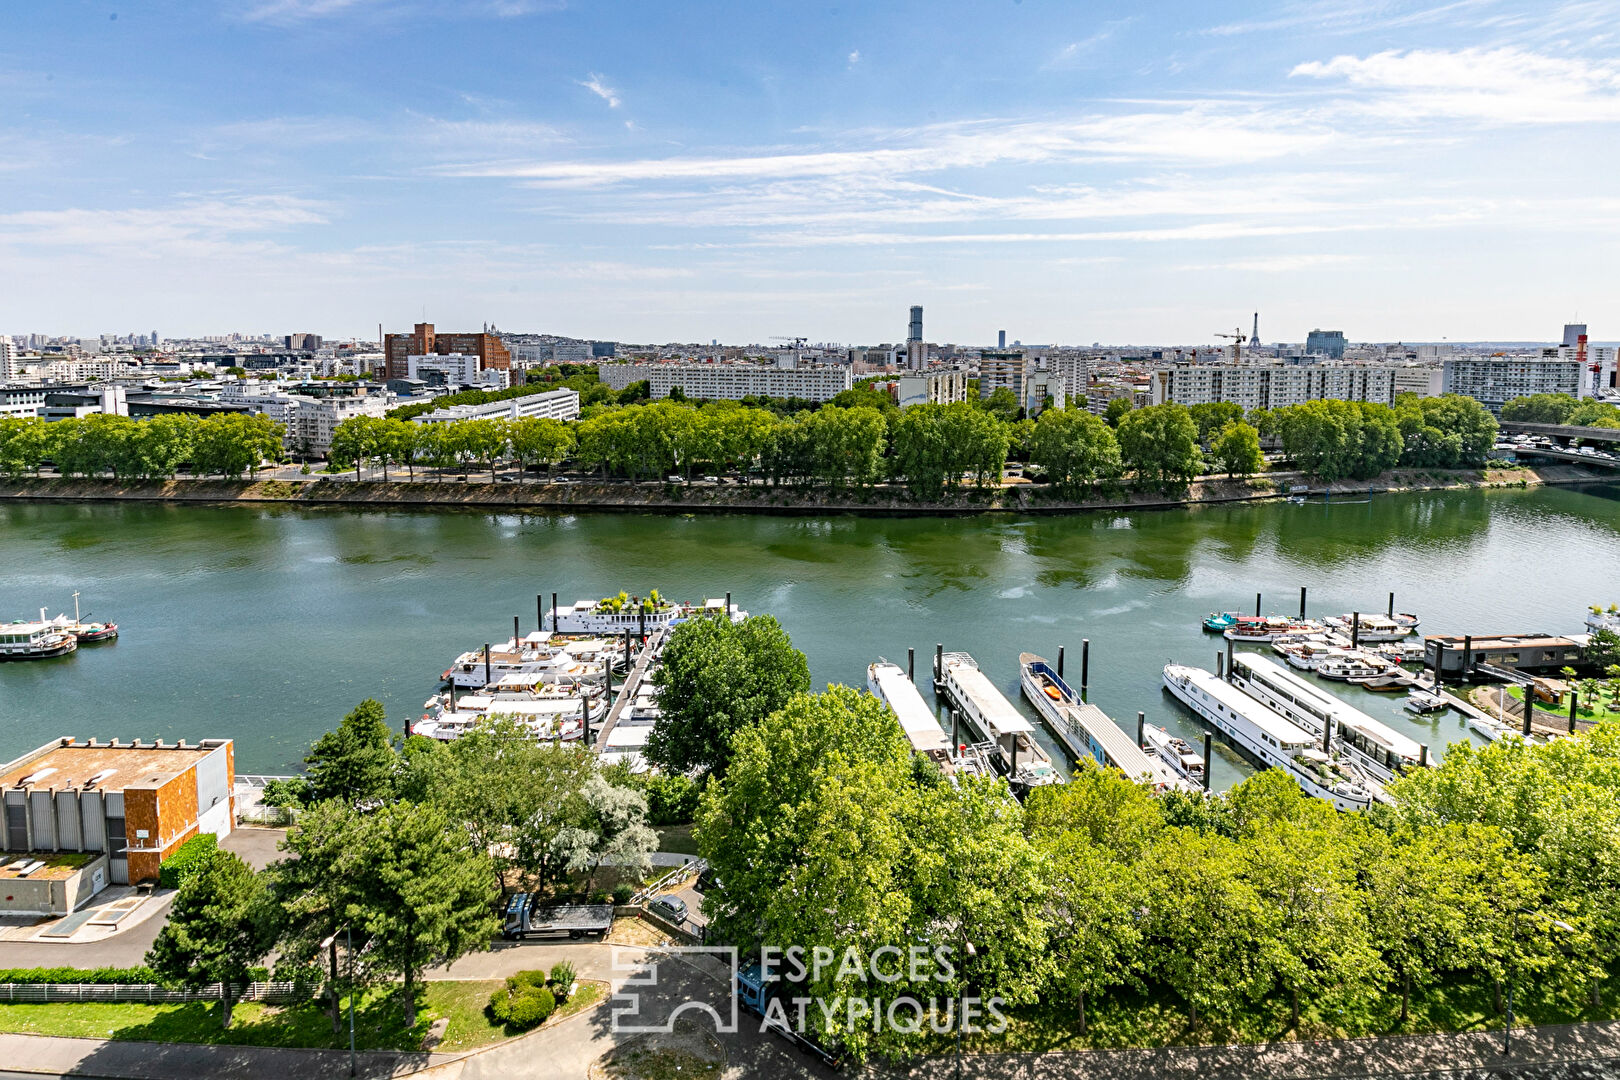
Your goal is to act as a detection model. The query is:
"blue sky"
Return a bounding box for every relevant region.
[2,0,1618,345]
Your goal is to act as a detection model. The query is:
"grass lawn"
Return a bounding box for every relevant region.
[654,824,701,857]
[1506,685,1620,723]
[0,979,602,1053]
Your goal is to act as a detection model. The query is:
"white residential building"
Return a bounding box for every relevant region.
[405,352,507,389]
[599,363,852,403]
[1441,357,1582,413]
[1149,364,1398,410]
[1392,366,1445,398]
[0,338,16,380]
[895,368,969,408]
[413,387,581,425]
[288,393,394,457]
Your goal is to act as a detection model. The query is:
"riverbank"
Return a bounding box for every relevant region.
[0,464,1600,517]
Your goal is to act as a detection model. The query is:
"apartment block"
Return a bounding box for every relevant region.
[414,387,581,424]
[1149,364,1397,410]
[599,363,852,403]
[383,323,510,381]
[1441,357,1581,414]
[977,350,1025,400]
[895,368,969,408]
[1,737,235,904]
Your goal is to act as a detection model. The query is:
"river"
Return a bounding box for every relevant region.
[3,483,1618,781]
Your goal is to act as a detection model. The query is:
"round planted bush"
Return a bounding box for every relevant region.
[505,986,555,1028]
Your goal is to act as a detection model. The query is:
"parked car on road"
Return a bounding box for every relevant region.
[650,895,688,922]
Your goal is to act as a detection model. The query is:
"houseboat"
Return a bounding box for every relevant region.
[0,616,78,661]
[939,653,1061,791]
[1223,616,1324,643]
[1019,653,1187,791]
[868,660,959,776]
[1161,664,1374,812]
[1322,614,1411,642]
[440,632,619,689]
[543,593,746,636]
[1141,724,1207,787]
[47,593,117,643]
[1227,652,1425,787]
[413,688,608,742]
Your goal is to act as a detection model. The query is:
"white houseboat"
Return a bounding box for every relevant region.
[1161,664,1374,812]
[940,653,1061,790]
[1141,724,1207,787]
[1323,614,1411,642]
[1019,653,1187,791]
[543,594,746,636]
[1228,652,1426,787]
[441,632,618,689]
[0,615,79,661]
[868,660,967,776]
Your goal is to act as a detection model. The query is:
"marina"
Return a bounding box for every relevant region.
[867,659,990,777]
[4,485,1618,775]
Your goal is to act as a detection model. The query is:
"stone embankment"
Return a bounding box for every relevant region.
[0,464,1598,517]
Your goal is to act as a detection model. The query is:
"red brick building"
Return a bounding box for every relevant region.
[383,323,511,381]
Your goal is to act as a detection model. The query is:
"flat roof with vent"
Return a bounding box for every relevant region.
[0,741,222,792]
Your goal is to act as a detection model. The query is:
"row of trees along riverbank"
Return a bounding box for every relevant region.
[0,385,1504,494]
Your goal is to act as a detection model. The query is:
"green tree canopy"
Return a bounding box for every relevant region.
[304,698,398,807]
[146,848,273,1028]
[1116,403,1201,492]
[1026,408,1121,497]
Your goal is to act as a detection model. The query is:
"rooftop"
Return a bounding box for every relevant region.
[0,738,227,792]
[0,852,100,881]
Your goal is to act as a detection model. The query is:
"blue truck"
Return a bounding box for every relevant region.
[734,958,844,1070]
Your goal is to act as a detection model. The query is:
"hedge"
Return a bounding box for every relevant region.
[157,832,218,890]
[0,967,157,985]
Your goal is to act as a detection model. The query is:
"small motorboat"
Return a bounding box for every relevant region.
[1203,612,1241,633]
[1405,688,1449,714]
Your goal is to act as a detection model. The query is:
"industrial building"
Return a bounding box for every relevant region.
[0,737,236,910]
[598,362,852,403]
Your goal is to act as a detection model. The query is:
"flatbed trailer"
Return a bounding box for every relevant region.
[503,898,615,940]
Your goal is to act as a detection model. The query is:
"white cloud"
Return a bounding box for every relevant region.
[1175,253,1365,272]
[579,74,622,109]
[241,0,375,23]
[1291,46,1620,123]
[847,50,860,65]
[0,196,328,253]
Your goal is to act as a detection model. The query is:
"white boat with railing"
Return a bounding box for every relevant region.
[1140,723,1206,787]
[1404,688,1448,714]
[441,632,620,689]
[0,613,79,660]
[543,593,746,636]
[412,687,607,742]
[1316,650,1386,682]
[1019,653,1187,791]
[1161,664,1374,812]
[940,652,1061,790]
[1322,614,1412,642]
[1228,652,1425,788]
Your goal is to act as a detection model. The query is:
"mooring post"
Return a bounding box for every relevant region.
[513,615,520,647]
[639,607,647,643]
[1388,591,1396,618]
[935,643,943,681]
[537,593,544,633]
[1137,711,1146,748]
[1300,586,1307,619]
[1080,639,1090,696]
[1419,744,1428,768]
[951,708,959,748]
[1202,733,1212,791]
[1434,640,1447,684]
[1522,688,1533,737]
[1225,635,1234,678]
[1462,635,1473,682]
[725,591,732,619]
[1570,691,1579,733]
[1351,612,1361,650]
[1255,591,1263,616]
[483,644,491,686]
[1216,652,1224,679]
[907,647,915,682]
[551,592,558,631]
[1322,715,1333,754]
[1057,646,1065,679]
[583,688,593,746]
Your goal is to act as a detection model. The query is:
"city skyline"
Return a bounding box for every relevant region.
[2,1,1618,343]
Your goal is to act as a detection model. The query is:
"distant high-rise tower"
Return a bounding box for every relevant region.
[998,329,1006,348]
[1251,313,1261,349]
[1564,323,1588,348]
[908,305,923,343]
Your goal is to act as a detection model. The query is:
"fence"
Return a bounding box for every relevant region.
[234,775,301,826]
[630,858,705,906]
[0,981,308,1004]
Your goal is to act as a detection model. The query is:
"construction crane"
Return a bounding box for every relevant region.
[770,335,808,350]
[1214,328,1247,364]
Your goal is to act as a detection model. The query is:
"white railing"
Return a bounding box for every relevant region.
[630,858,705,906]
[0,981,307,1004]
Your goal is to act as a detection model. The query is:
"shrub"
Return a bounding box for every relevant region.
[588,889,610,905]
[0,966,157,985]
[157,833,219,889]
[488,978,555,1029]
[259,777,310,808]
[612,884,634,905]
[549,961,576,1002]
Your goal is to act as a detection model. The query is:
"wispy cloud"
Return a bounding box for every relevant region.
[0,196,327,253]
[847,50,861,66]
[579,74,622,109]
[241,0,376,23]
[1292,46,1620,123]
[1201,0,1497,38]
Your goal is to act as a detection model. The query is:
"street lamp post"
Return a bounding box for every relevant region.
[955,939,976,1080]
[321,927,357,1077]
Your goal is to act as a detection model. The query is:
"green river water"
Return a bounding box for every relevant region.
[3,484,1618,781]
